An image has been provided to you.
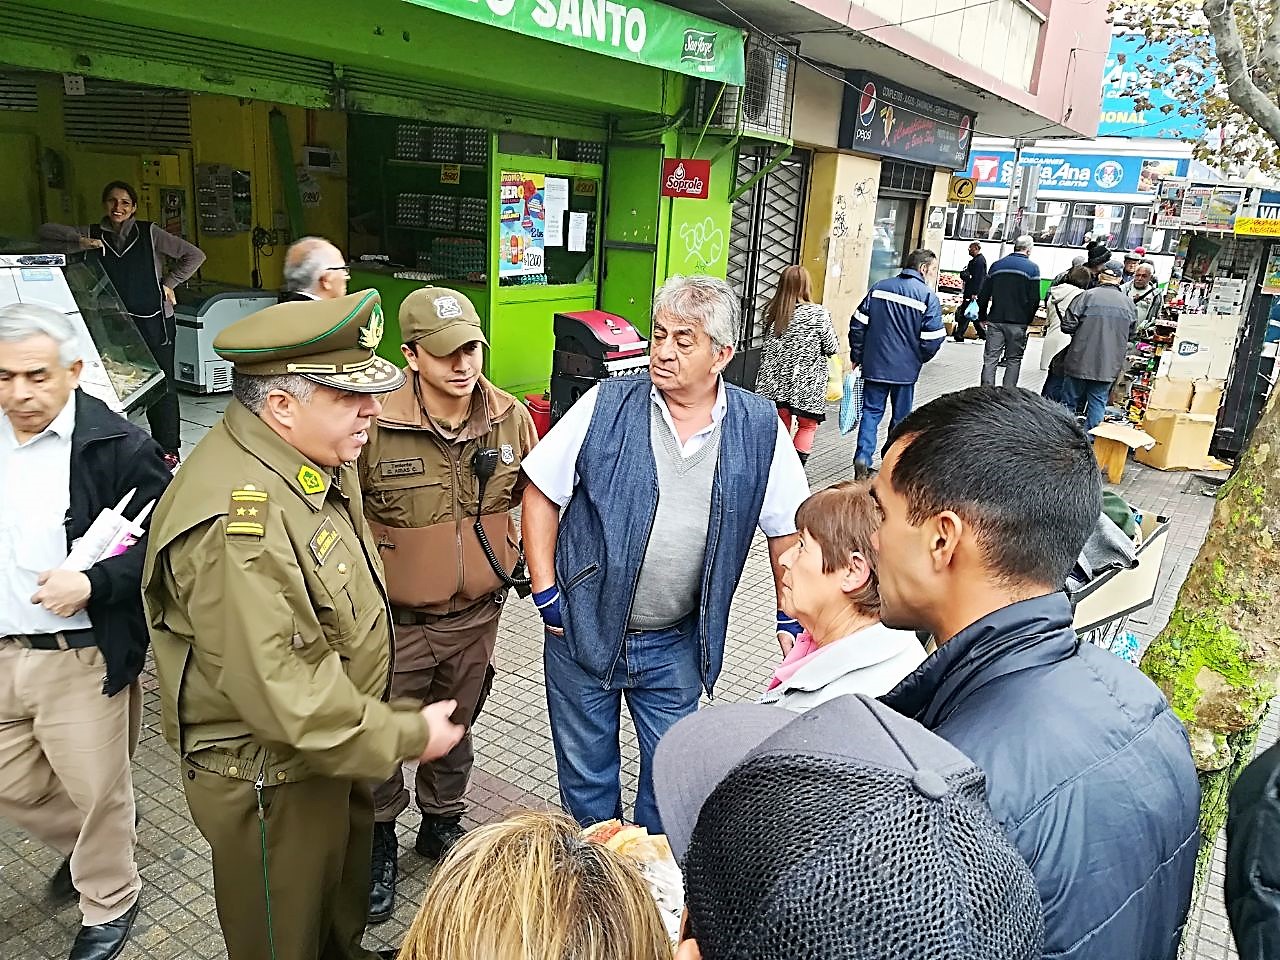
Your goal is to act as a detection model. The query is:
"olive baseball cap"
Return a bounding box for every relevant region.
[400,287,489,357]
[213,289,405,394]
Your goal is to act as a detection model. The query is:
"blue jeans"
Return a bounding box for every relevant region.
[1062,377,1111,430]
[1041,371,1067,404]
[855,380,915,466]
[544,618,701,832]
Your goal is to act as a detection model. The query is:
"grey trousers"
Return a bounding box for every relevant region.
[981,323,1030,388]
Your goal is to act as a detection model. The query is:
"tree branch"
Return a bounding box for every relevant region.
[1203,0,1280,143]
[1261,0,1280,87]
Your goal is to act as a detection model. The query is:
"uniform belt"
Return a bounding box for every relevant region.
[2,629,96,651]
[391,596,499,626]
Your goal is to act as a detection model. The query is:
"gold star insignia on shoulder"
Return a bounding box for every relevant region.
[297,466,327,495]
[227,484,269,537]
[358,303,385,350]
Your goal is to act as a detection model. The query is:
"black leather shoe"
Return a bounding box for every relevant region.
[50,857,74,902]
[415,814,466,860]
[377,950,399,960]
[368,821,398,924]
[68,898,139,960]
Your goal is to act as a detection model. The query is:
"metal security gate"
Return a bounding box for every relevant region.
[724,145,809,388]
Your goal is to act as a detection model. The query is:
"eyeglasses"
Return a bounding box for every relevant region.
[324,265,351,277]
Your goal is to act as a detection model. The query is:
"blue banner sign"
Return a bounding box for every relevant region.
[1099,33,1208,139]
[967,151,1190,196]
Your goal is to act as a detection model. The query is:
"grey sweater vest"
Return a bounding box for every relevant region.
[628,403,722,630]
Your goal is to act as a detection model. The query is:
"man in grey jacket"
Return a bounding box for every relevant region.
[1059,261,1136,429]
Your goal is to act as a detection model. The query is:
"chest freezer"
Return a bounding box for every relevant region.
[174,285,278,394]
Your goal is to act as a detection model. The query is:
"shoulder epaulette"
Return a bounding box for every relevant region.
[226,484,268,537]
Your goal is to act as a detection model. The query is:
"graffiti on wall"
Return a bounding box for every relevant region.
[679,216,726,269]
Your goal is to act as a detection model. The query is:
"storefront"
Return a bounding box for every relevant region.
[0,0,750,395]
[795,68,971,348]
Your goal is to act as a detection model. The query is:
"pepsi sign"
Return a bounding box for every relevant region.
[838,71,975,171]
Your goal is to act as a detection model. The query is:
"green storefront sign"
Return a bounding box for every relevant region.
[403,0,745,85]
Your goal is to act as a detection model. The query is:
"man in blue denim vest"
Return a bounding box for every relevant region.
[521,275,809,832]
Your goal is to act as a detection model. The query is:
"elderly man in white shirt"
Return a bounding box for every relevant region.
[0,303,170,960]
[521,274,809,833]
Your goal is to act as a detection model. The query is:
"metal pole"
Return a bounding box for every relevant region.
[1000,137,1024,259]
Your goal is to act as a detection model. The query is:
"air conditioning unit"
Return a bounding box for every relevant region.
[698,34,797,138]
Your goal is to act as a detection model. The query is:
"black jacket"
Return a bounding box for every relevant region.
[977,251,1042,326]
[1227,741,1280,960]
[960,252,987,297]
[882,593,1199,960]
[67,390,172,696]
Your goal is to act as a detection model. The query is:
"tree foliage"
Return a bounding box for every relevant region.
[1112,1,1280,172]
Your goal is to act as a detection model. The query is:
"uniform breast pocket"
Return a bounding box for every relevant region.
[312,541,374,644]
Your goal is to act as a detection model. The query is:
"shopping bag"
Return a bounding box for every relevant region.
[839,368,863,436]
[963,298,978,321]
[825,355,843,404]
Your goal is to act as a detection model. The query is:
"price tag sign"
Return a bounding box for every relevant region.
[574,179,598,197]
[523,247,545,272]
[440,164,461,185]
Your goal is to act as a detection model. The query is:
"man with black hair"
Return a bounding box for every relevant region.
[871,386,1198,960]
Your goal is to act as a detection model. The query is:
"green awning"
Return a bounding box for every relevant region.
[403,0,745,85]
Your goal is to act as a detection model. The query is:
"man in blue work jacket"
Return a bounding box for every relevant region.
[849,249,946,479]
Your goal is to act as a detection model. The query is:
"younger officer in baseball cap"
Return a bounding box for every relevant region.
[144,289,465,960]
[654,695,1045,960]
[359,287,537,921]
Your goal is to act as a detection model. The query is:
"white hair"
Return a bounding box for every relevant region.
[232,371,317,414]
[1013,235,1034,253]
[651,275,739,352]
[0,302,84,366]
[282,236,340,295]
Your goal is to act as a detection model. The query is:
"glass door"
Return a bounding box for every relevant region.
[868,196,917,287]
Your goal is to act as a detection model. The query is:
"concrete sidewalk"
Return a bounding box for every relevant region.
[0,337,1243,958]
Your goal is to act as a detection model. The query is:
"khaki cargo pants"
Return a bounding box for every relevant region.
[0,642,141,926]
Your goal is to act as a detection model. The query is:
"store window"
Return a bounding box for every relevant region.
[868,196,918,287]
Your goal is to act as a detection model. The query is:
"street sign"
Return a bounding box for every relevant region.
[948,176,976,204]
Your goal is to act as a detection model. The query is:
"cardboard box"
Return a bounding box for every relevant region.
[1146,377,1194,412]
[1090,423,1157,483]
[1160,314,1240,381]
[1189,379,1225,416]
[1072,514,1170,634]
[1135,410,1217,470]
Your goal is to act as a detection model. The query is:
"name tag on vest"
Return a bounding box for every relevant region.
[380,458,425,478]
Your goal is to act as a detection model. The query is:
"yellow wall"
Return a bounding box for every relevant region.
[800,151,883,356]
[924,168,951,255]
[0,73,348,293]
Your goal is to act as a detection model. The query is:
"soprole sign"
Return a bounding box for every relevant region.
[404,0,745,85]
[661,158,710,199]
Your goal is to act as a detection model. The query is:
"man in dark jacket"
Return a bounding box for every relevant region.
[977,235,1041,388]
[279,236,350,302]
[0,302,170,960]
[1060,260,1137,429]
[1227,740,1280,960]
[953,241,987,342]
[872,386,1199,960]
[848,248,945,479]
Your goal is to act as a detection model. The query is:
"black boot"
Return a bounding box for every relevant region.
[416,814,467,860]
[368,821,398,924]
[796,451,809,466]
[50,856,74,902]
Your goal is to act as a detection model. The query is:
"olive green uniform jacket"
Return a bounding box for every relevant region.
[143,399,429,785]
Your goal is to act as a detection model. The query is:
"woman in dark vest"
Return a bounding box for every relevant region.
[41,181,206,468]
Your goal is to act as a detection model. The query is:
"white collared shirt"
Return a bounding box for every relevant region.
[521,379,809,538]
[0,397,92,634]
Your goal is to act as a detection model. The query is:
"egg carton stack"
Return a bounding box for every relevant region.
[458,198,487,234]
[460,128,488,165]
[394,124,427,161]
[429,236,486,280]
[395,192,427,228]
[425,195,458,231]
[430,126,462,163]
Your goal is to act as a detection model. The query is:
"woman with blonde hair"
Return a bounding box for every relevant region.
[754,264,839,465]
[396,811,671,960]
[762,481,924,711]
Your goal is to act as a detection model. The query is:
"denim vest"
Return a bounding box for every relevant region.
[555,375,778,693]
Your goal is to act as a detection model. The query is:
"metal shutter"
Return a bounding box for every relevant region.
[63,79,190,149]
[0,74,37,111]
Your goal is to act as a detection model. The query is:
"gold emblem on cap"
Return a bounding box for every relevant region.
[297,466,326,495]
[359,303,385,351]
